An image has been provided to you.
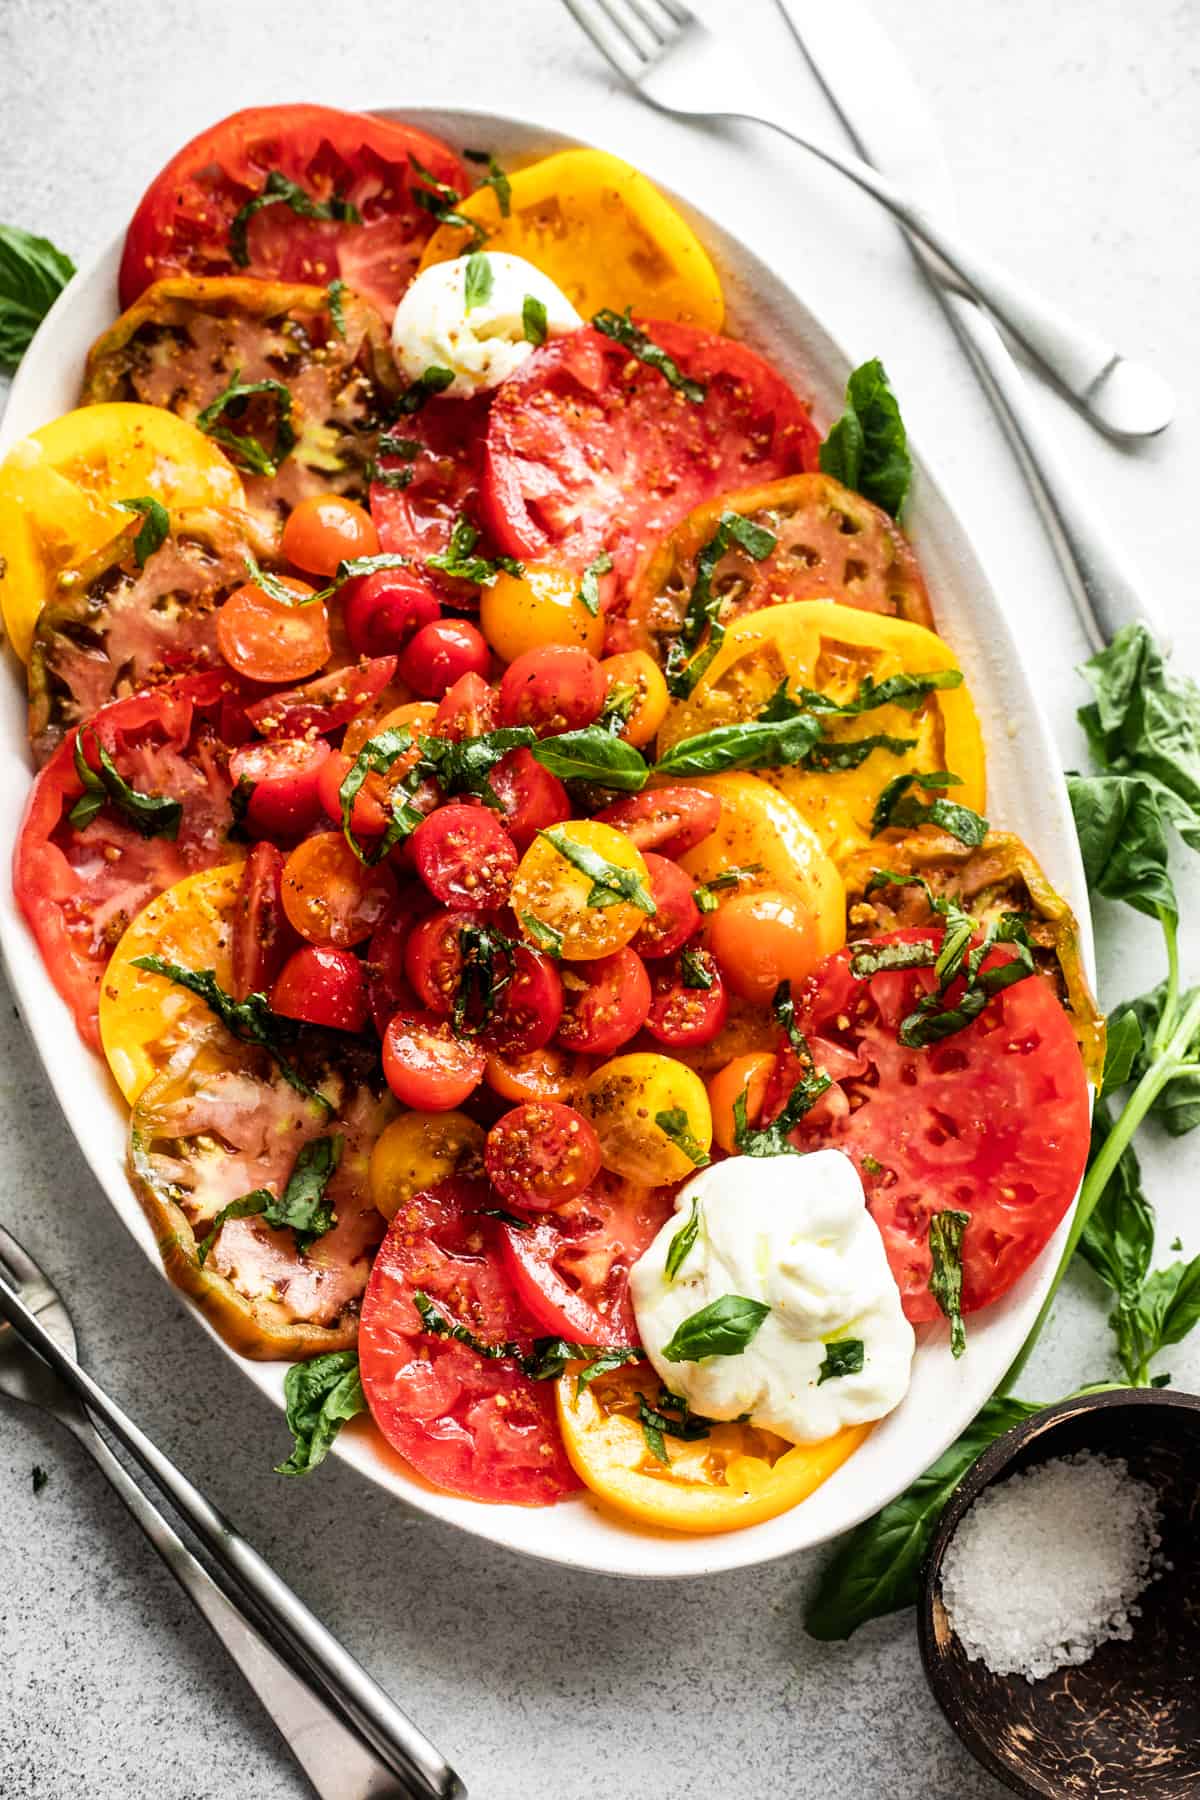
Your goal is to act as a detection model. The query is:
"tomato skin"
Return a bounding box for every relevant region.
[709,888,821,1004]
[229,736,331,838]
[485,1102,602,1211]
[358,1179,579,1504]
[486,748,571,850]
[432,671,498,741]
[645,951,729,1049]
[343,571,440,660]
[480,563,605,662]
[231,841,297,1002]
[707,1051,775,1153]
[632,854,700,959]
[483,1045,593,1106]
[216,580,331,684]
[595,786,721,858]
[270,944,368,1032]
[382,1011,486,1110]
[369,1111,485,1221]
[281,832,397,948]
[410,803,519,910]
[399,618,490,698]
[244,656,397,740]
[497,645,607,737]
[557,948,651,1055]
[281,494,379,577]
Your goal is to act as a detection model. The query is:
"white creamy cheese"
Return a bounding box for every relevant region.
[390,252,581,396]
[629,1150,915,1444]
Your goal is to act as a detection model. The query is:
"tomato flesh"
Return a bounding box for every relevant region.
[557,948,651,1055]
[631,853,700,959]
[370,394,491,597]
[243,656,398,740]
[382,1010,486,1110]
[497,645,606,737]
[216,581,330,685]
[595,787,721,858]
[486,747,571,850]
[271,944,368,1032]
[433,671,498,741]
[231,840,296,1002]
[410,803,518,910]
[645,950,729,1048]
[485,1102,602,1211]
[281,832,397,947]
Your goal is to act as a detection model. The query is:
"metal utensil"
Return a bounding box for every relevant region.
[772,0,1169,650]
[0,1225,464,1800]
[561,0,1173,441]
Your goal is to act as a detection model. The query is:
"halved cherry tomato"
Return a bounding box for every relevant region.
[228,736,331,838]
[483,1045,593,1106]
[582,1052,712,1184]
[216,580,330,684]
[358,1179,578,1504]
[399,617,490,697]
[368,1111,485,1222]
[433,670,498,741]
[497,645,606,737]
[599,651,669,749]
[709,888,821,1004]
[485,1102,602,1211]
[343,570,440,660]
[244,656,397,739]
[281,494,378,576]
[483,945,564,1055]
[480,563,605,662]
[381,1011,486,1110]
[632,854,700,959]
[410,804,518,910]
[231,841,296,1002]
[363,901,427,1035]
[707,1051,776,1154]
[486,748,571,850]
[595,786,721,859]
[498,1173,676,1345]
[403,908,473,1014]
[281,832,397,947]
[270,944,368,1032]
[404,909,562,1051]
[646,951,729,1049]
[557,949,651,1055]
[511,820,652,960]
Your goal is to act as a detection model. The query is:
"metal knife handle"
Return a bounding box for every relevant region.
[59,1408,405,1798]
[0,1274,463,1800]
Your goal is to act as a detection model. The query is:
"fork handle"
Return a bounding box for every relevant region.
[0,1279,462,1800]
[60,1410,407,1798]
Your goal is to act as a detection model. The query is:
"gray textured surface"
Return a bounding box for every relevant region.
[1,2,1199,1796]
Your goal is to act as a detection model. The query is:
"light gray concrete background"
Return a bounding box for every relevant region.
[1,1,1199,1795]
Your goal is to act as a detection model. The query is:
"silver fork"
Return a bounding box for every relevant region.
[561,0,1173,440]
[0,1225,463,1800]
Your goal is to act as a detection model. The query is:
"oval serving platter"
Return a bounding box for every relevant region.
[0,104,1093,1578]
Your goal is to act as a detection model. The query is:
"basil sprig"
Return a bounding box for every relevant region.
[69,729,182,840]
[539,826,656,914]
[0,224,75,371]
[275,1351,367,1477]
[196,366,297,475]
[872,769,988,846]
[665,510,777,698]
[927,1209,969,1358]
[229,170,360,266]
[117,496,170,567]
[425,514,523,585]
[198,1135,343,1264]
[818,1339,865,1385]
[592,306,705,403]
[660,1294,771,1363]
[819,357,912,519]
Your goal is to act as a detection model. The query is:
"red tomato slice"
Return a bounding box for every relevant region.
[498,1172,676,1345]
[231,840,298,1001]
[481,324,819,614]
[358,1178,579,1504]
[486,747,570,850]
[370,394,492,599]
[410,803,518,910]
[557,948,651,1055]
[788,928,1091,1321]
[244,656,397,739]
[645,950,729,1049]
[632,854,700,959]
[15,673,238,1046]
[229,735,330,838]
[119,104,468,322]
[270,945,368,1032]
[382,1011,486,1110]
[484,1102,602,1210]
[594,786,721,858]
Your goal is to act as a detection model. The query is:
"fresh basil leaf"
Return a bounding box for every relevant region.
[1068,770,1178,924]
[539,826,656,914]
[818,1339,865,1384]
[522,293,548,346]
[665,1197,702,1281]
[1102,1007,1144,1097]
[0,224,75,370]
[463,148,513,216]
[463,251,493,313]
[1121,980,1200,1136]
[576,550,613,617]
[681,948,716,990]
[1137,1256,1200,1356]
[197,1135,342,1265]
[396,364,456,414]
[69,730,182,840]
[872,769,988,846]
[531,728,648,792]
[732,1064,832,1158]
[425,513,523,585]
[326,277,347,337]
[116,496,170,567]
[377,431,423,460]
[660,1294,771,1363]
[771,979,805,1047]
[818,357,912,518]
[1078,624,1200,851]
[1079,1100,1154,1307]
[654,712,824,778]
[196,366,296,475]
[195,1192,273,1267]
[229,170,360,267]
[275,1351,366,1477]
[693,865,763,913]
[419,726,536,803]
[655,1110,711,1169]
[592,306,705,402]
[520,912,564,959]
[928,1209,969,1357]
[452,921,516,1036]
[338,726,422,864]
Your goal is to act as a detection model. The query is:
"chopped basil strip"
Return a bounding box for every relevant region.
[338,727,424,864]
[477,1206,533,1231]
[576,550,613,617]
[464,148,513,216]
[0,224,75,371]
[463,251,493,313]
[818,1339,866,1384]
[452,921,516,1036]
[693,865,763,913]
[419,726,536,804]
[409,153,487,248]
[733,1060,832,1158]
[197,1135,343,1264]
[117,495,170,567]
[425,513,523,585]
[771,979,805,1048]
[681,948,715,990]
[229,170,360,267]
[520,912,564,958]
[326,277,347,337]
[655,1110,711,1169]
[530,728,648,792]
[396,364,457,413]
[241,548,317,606]
[664,1197,702,1281]
[412,1291,638,1388]
[377,431,424,461]
[637,1389,712,1463]
[927,1209,970,1358]
[69,729,182,840]
[660,1294,771,1363]
[593,306,705,403]
[818,357,912,519]
[539,826,656,914]
[600,682,639,735]
[522,293,548,345]
[665,510,777,697]
[275,1351,366,1477]
[654,713,824,777]
[871,769,988,846]
[196,366,296,475]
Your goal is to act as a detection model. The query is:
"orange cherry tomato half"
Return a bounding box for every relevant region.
[280,493,380,577]
[216,580,331,684]
[382,1010,486,1110]
[707,1051,776,1153]
[600,650,669,749]
[281,831,397,947]
[483,1045,593,1106]
[484,1102,603,1211]
[708,887,821,1004]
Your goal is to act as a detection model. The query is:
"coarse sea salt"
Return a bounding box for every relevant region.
[941,1451,1162,1683]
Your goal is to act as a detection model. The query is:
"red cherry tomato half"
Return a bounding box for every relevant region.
[486,747,571,850]
[645,949,728,1049]
[281,832,397,947]
[483,944,563,1054]
[216,581,331,685]
[403,907,473,1015]
[404,910,562,1052]
[382,1010,486,1110]
[243,655,397,740]
[485,1102,602,1212]
[231,841,296,1002]
[358,1178,579,1504]
[281,494,379,578]
[498,1172,676,1345]
[433,671,498,741]
[399,618,490,698]
[497,645,607,737]
[270,945,368,1032]
[363,899,427,1036]
[316,749,390,839]
[228,735,331,838]
[631,853,700,959]
[343,570,441,660]
[410,803,518,910]
[557,948,651,1055]
[594,786,722,858]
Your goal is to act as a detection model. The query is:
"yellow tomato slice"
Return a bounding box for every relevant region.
[583,1053,712,1184]
[418,148,724,330]
[658,601,985,868]
[99,862,245,1103]
[0,403,245,662]
[558,1364,869,1533]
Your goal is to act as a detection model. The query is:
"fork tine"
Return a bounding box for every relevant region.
[562,0,649,79]
[621,0,672,48]
[651,0,692,23]
[593,0,661,60]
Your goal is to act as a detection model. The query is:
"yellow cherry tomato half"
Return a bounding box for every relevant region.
[601,651,669,749]
[419,148,724,330]
[480,562,605,662]
[511,820,652,960]
[709,888,822,1004]
[583,1053,712,1185]
[483,1045,593,1106]
[368,1110,485,1221]
[0,402,245,661]
[558,1364,870,1534]
[707,1051,777,1154]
